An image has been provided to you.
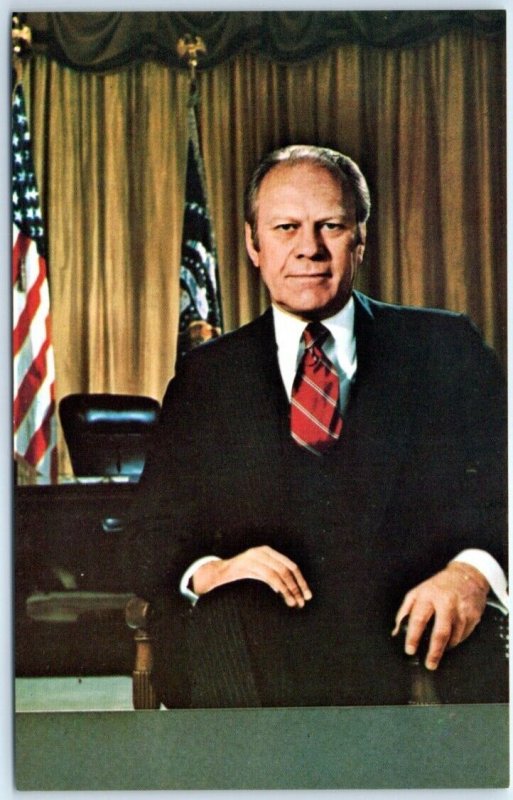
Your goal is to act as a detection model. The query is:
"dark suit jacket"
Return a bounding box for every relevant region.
[125,291,507,706]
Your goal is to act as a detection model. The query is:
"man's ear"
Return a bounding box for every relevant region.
[355,223,366,264]
[245,222,260,268]
[355,242,365,264]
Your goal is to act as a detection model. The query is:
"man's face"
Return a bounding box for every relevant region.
[245,162,366,319]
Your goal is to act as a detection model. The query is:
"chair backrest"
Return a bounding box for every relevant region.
[59,393,161,480]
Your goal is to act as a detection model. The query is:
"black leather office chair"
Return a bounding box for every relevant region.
[59,393,161,481]
[23,394,161,671]
[55,396,507,709]
[125,597,508,710]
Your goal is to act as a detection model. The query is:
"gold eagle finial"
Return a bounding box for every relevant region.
[12,14,32,87]
[176,34,207,83]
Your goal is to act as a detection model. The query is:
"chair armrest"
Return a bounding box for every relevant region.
[125,595,153,630]
[27,591,134,623]
[125,596,161,709]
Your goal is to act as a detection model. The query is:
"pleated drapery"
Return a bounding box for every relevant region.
[25,11,504,69]
[20,25,505,477]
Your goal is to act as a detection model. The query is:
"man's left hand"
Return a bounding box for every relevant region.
[392,562,489,670]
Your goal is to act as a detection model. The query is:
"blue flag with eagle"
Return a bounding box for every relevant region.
[177,102,223,362]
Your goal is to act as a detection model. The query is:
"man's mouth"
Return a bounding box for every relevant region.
[287,273,331,282]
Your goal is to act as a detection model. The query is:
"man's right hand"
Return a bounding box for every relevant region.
[191,546,312,608]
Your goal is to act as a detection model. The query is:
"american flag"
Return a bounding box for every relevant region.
[177,100,223,362]
[12,82,57,483]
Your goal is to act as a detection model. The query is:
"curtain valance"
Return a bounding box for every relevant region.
[23,11,505,72]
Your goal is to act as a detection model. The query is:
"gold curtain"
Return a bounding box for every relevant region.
[21,29,505,476]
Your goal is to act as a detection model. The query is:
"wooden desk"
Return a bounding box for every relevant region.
[15,482,138,677]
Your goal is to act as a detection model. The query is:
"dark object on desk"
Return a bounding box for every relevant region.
[59,393,160,480]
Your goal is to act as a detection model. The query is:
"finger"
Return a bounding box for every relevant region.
[222,549,310,607]
[403,604,434,656]
[245,557,309,608]
[256,548,312,604]
[261,547,313,601]
[425,614,453,670]
[269,565,310,608]
[453,616,480,648]
[448,616,466,648]
[391,593,415,637]
[261,568,307,607]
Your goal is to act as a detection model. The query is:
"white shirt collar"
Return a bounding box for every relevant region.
[271,297,357,401]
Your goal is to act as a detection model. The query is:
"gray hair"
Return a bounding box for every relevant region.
[244,144,371,249]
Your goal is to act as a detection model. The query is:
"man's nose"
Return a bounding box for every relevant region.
[294,225,324,258]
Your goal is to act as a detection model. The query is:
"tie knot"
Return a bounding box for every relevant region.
[303,321,329,350]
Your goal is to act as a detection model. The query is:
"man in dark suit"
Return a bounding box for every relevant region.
[126,145,507,707]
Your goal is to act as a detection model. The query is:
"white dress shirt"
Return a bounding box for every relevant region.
[272,297,357,413]
[181,300,508,612]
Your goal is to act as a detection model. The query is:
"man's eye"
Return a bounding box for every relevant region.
[322,222,344,231]
[275,223,297,231]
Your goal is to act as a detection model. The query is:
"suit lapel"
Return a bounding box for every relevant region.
[228,308,291,457]
[334,292,416,534]
[236,299,416,539]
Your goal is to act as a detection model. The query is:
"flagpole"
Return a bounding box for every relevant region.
[176,34,206,93]
[12,14,32,295]
[12,14,32,92]
[175,34,224,362]
[177,35,210,194]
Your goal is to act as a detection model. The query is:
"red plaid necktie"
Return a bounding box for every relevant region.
[290,322,343,455]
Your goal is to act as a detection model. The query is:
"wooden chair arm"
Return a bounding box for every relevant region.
[125,595,152,630]
[125,596,161,709]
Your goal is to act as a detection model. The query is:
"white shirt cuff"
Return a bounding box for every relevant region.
[451,549,509,613]
[179,555,221,605]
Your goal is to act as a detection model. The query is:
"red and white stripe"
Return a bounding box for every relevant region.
[13,222,57,481]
